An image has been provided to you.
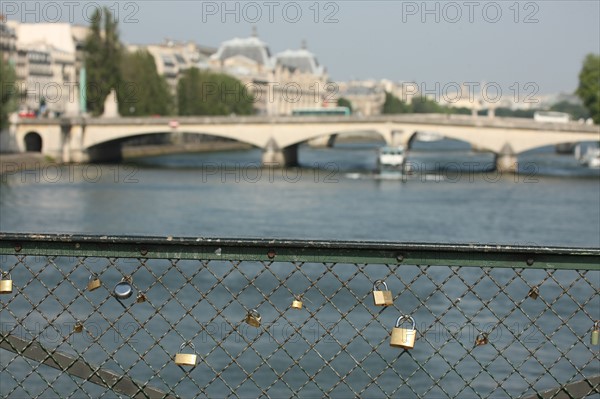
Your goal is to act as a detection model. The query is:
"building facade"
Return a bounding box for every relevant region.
[0,16,17,63]
[6,21,77,116]
[128,40,216,95]
[208,33,329,115]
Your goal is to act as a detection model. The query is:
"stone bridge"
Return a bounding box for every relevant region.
[8,114,599,171]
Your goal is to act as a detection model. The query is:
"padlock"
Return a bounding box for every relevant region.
[390,315,416,349]
[475,333,489,346]
[73,322,84,333]
[175,342,197,367]
[245,309,261,327]
[113,278,133,300]
[87,275,101,291]
[528,286,539,300]
[0,271,13,294]
[291,296,303,310]
[591,321,600,346]
[373,280,393,306]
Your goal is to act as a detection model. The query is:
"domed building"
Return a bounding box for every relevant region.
[270,44,329,115]
[210,32,329,115]
[274,45,324,76]
[209,29,273,76]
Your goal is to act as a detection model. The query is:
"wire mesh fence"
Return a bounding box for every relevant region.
[1,234,599,398]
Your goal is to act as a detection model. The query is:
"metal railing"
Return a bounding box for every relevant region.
[1,233,599,398]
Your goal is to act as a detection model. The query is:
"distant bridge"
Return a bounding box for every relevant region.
[9,114,599,171]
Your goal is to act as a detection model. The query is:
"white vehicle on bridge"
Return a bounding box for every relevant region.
[533,111,570,123]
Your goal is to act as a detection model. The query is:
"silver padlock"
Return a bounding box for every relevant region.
[175,342,197,367]
[0,271,13,294]
[373,280,393,306]
[113,277,133,300]
[390,315,416,349]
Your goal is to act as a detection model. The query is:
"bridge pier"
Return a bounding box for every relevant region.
[262,142,298,167]
[495,144,518,173]
[66,122,89,163]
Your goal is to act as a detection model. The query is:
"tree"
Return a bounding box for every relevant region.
[337,97,353,113]
[177,68,254,116]
[119,50,173,116]
[411,96,446,114]
[1,57,18,129]
[491,107,536,118]
[83,7,122,115]
[550,100,590,121]
[382,92,411,114]
[576,53,600,124]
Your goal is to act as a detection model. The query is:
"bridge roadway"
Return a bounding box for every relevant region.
[9,114,600,171]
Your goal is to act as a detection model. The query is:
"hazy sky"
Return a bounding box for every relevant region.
[4,1,599,94]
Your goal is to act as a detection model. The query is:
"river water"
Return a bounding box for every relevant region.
[1,141,599,246]
[0,141,599,398]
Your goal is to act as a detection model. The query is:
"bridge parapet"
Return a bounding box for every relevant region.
[14,114,599,132]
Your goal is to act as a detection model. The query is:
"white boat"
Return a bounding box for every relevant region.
[575,145,600,169]
[378,145,405,170]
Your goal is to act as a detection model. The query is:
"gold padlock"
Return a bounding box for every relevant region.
[175,342,197,367]
[292,299,303,310]
[390,315,416,349]
[528,286,539,300]
[475,332,489,346]
[87,275,101,291]
[591,321,600,346]
[245,309,261,327]
[373,280,393,306]
[73,322,84,333]
[291,295,303,310]
[0,271,13,294]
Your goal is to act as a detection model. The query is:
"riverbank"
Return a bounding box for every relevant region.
[0,142,253,175]
[121,141,252,159]
[0,153,54,175]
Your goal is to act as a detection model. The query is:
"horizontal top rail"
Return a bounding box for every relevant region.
[14,113,600,133]
[1,233,599,270]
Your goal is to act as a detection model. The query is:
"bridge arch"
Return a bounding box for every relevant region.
[399,128,600,155]
[292,129,386,147]
[81,127,265,149]
[281,128,390,149]
[24,132,42,152]
[84,130,262,162]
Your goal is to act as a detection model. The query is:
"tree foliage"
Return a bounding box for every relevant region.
[177,68,254,116]
[337,97,353,113]
[1,57,18,128]
[381,92,411,114]
[575,53,600,124]
[411,96,447,113]
[119,50,173,116]
[382,91,449,114]
[550,100,590,121]
[488,108,536,118]
[83,7,122,115]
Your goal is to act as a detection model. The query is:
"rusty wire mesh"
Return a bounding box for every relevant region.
[0,236,599,398]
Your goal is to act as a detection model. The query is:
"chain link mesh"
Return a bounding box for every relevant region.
[1,245,599,398]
